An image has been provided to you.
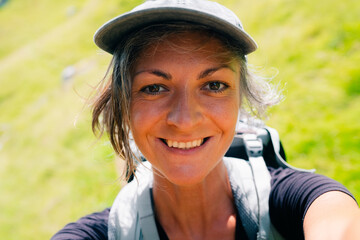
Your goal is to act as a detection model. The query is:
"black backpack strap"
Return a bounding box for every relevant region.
[226,121,315,172]
[265,126,315,173]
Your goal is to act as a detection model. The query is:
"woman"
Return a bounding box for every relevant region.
[52,0,360,239]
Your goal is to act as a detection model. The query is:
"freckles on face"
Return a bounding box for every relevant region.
[129,32,241,185]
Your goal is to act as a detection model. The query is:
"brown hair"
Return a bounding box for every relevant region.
[92,23,281,181]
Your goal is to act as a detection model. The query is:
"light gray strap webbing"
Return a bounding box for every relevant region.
[137,188,160,240]
[108,161,156,240]
[108,179,140,240]
[243,133,285,240]
[249,156,284,240]
[249,156,272,240]
[224,157,259,240]
[243,133,272,240]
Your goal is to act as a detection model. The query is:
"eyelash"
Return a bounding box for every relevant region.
[202,81,229,93]
[139,81,229,95]
[140,84,168,95]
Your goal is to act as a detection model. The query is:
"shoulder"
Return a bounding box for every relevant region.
[51,208,110,240]
[267,167,355,239]
[268,167,354,209]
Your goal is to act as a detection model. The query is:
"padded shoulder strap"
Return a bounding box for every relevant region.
[249,156,273,240]
[108,179,139,240]
[108,162,159,240]
[137,188,159,240]
[224,156,284,240]
[110,158,284,240]
[224,157,259,239]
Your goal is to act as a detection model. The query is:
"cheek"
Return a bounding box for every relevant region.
[129,101,151,157]
[129,98,167,147]
[130,100,145,130]
[209,88,240,120]
[203,96,240,133]
[130,98,166,126]
[130,99,152,137]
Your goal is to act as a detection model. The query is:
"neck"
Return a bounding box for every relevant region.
[152,160,236,239]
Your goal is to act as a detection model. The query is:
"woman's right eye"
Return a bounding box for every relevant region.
[140,84,167,95]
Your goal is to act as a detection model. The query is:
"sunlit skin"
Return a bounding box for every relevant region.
[124,31,360,240]
[129,32,241,239]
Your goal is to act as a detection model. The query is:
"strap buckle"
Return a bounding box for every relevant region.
[243,134,263,158]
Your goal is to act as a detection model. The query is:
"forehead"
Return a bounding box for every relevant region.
[137,31,237,64]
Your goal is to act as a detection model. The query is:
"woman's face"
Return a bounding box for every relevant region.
[130,32,241,186]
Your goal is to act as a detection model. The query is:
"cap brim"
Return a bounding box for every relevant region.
[94,7,257,55]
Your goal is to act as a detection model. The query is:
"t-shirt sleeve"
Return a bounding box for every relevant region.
[51,208,110,240]
[268,167,356,240]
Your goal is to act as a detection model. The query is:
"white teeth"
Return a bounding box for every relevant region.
[179,142,186,149]
[165,138,205,149]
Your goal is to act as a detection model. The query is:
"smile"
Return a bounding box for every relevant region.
[161,138,209,149]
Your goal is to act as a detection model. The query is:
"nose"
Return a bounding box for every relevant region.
[166,89,204,130]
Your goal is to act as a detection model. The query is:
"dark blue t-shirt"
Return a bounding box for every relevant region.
[51,168,355,240]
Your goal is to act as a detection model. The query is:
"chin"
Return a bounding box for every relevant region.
[153,162,221,187]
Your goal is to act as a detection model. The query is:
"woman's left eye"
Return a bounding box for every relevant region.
[202,81,229,92]
[140,84,167,95]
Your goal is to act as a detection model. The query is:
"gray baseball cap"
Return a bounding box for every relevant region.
[94,0,257,55]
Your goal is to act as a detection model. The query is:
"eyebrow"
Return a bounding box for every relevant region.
[134,70,172,80]
[134,64,235,80]
[197,65,235,80]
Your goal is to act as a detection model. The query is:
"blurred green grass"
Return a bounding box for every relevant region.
[0,0,358,239]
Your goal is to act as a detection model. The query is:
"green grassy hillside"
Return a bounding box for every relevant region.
[0,0,358,239]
